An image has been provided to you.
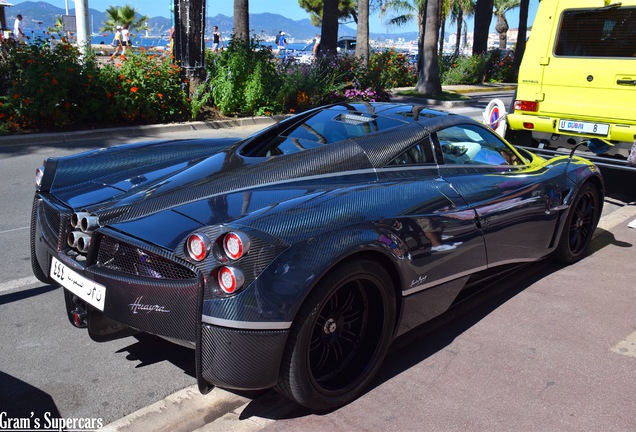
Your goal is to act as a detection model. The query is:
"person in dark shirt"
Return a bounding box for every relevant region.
[212,26,224,53]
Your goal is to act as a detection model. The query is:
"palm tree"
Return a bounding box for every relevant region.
[48,15,63,36]
[450,0,475,54]
[378,0,425,63]
[234,0,249,43]
[439,0,451,57]
[473,0,494,54]
[299,0,357,27]
[512,0,529,71]
[100,4,149,32]
[355,0,370,66]
[493,0,520,49]
[319,0,340,57]
[416,0,443,95]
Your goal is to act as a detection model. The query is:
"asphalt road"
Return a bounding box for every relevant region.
[2,95,635,431]
[0,122,272,426]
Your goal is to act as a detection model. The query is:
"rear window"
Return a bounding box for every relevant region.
[241,107,405,157]
[554,7,636,57]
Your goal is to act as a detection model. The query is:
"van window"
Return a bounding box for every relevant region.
[554,7,636,58]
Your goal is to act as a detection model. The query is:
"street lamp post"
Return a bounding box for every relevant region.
[74,0,90,56]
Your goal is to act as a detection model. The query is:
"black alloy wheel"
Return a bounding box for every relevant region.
[277,259,395,411]
[555,182,601,263]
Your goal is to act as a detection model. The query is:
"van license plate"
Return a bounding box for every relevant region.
[559,120,609,136]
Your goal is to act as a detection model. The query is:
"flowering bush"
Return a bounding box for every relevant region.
[342,87,390,102]
[439,54,488,85]
[367,49,416,89]
[0,39,188,133]
[100,50,188,123]
[0,38,104,132]
[485,49,517,83]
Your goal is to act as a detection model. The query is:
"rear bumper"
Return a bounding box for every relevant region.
[32,193,289,390]
[508,112,636,146]
[32,194,201,343]
[198,323,288,390]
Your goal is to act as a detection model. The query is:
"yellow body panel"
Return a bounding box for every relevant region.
[508,0,636,145]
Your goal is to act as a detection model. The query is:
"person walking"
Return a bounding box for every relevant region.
[121,24,130,59]
[312,33,321,62]
[14,14,25,44]
[275,30,287,56]
[110,26,123,61]
[212,26,224,53]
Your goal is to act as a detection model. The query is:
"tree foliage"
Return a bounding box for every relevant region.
[493,0,520,49]
[101,4,149,32]
[299,0,358,26]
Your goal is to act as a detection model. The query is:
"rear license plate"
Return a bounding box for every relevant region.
[558,119,609,136]
[50,256,106,311]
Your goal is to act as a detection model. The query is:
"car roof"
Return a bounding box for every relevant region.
[239,102,475,167]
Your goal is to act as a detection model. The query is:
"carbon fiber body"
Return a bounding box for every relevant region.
[31,102,604,393]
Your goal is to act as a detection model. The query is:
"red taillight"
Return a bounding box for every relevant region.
[523,122,535,129]
[218,266,245,294]
[513,100,538,112]
[187,233,210,261]
[223,231,251,260]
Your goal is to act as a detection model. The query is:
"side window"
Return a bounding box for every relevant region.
[436,124,524,166]
[387,138,435,166]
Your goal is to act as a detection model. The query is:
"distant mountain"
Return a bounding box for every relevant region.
[8,1,417,42]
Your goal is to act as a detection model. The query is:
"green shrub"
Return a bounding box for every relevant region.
[439,54,487,85]
[209,39,278,116]
[99,50,188,123]
[0,37,104,131]
[485,49,517,83]
[367,49,416,89]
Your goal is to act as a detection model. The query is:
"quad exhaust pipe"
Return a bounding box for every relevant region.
[67,231,92,253]
[71,212,100,233]
[68,212,101,253]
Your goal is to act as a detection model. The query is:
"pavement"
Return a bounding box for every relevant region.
[101,202,636,432]
[6,84,636,431]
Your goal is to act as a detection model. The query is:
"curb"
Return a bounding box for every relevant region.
[0,116,285,148]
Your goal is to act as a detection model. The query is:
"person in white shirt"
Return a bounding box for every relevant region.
[14,14,25,43]
[121,24,130,59]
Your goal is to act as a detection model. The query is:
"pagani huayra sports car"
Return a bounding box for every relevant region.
[31,102,605,410]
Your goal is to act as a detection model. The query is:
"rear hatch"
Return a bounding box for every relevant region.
[540,3,636,127]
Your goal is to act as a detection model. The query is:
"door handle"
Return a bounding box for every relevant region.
[617,79,636,85]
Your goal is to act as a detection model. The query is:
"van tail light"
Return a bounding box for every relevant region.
[523,122,535,129]
[513,100,538,112]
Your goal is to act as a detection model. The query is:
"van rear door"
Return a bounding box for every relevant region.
[540,3,636,132]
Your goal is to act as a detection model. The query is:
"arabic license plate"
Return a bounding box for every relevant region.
[50,256,106,311]
[558,119,609,136]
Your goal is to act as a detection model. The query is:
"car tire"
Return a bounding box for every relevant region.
[276,259,396,410]
[554,182,601,264]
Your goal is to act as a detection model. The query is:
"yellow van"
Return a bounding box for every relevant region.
[507,0,636,167]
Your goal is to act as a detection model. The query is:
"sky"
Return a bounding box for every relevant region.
[15,0,538,36]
